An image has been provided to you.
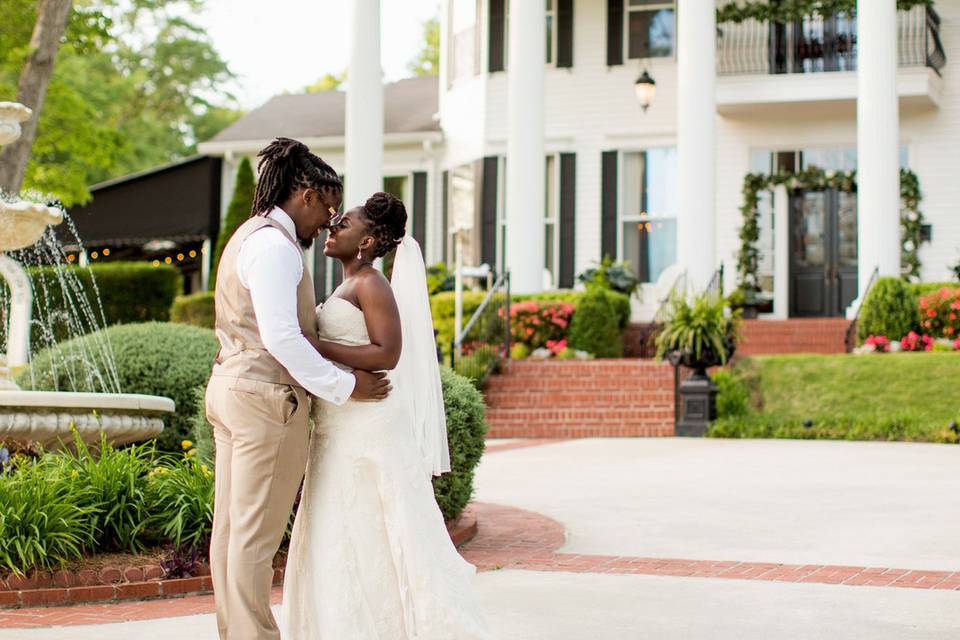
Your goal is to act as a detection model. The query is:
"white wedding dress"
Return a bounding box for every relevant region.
[280,296,491,639]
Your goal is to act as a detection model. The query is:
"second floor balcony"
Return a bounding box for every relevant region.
[715,5,946,114]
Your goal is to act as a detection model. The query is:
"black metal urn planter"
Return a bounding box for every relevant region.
[668,339,736,438]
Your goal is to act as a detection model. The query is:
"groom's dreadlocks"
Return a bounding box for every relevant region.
[251,137,342,216]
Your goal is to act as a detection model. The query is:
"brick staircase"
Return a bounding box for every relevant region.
[483,360,675,438]
[737,319,851,356]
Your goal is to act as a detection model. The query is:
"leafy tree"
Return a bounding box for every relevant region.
[210,157,255,288]
[0,0,238,205]
[304,71,346,93]
[408,17,440,77]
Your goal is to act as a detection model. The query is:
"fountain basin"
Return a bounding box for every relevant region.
[0,102,32,146]
[0,391,174,450]
[0,200,64,251]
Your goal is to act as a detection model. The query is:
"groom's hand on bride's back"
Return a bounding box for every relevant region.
[351,370,391,401]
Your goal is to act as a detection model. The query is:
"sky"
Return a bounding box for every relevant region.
[194,0,442,109]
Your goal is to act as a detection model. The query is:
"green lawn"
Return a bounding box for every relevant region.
[711,353,960,443]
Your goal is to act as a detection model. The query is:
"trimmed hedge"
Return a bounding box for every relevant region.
[171,292,215,329]
[19,322,219,452]
[857,278,960,343]
[433,367,488,520]
[26,262,182,344]
[430,288,631,360]
[567,287,624,358]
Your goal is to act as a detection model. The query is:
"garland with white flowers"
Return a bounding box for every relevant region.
[716,0,933,24]
[736,167,925,296]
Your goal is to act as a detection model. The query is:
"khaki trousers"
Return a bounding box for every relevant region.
[205,374,309,640]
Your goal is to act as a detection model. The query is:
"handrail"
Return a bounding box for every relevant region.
[654,269,687,323]
[844,266,880,352]
[926,6,947,76]
[455,271,508,347]
[705,264,725,297]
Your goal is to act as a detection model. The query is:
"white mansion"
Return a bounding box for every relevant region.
[198,0,956,321]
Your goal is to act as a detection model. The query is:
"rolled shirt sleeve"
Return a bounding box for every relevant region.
[238,229,356,405]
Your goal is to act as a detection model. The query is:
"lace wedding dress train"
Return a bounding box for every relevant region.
[280,297,491,639]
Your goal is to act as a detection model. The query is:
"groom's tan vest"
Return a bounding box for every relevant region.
[211,215,319,389]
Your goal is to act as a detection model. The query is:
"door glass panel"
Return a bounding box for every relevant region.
[836,192,857,268]
[795,192,826,267]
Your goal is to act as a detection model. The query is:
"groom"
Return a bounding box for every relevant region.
[205,137,390,640]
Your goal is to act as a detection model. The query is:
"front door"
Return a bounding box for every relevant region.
[789,189,858,317]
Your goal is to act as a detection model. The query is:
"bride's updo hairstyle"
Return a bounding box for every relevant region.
[361,192,407,258]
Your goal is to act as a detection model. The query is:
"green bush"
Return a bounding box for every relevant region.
[26,262,182,344]
[712,369,749,419]
[211,157,255,289]
[0,465,95,575]
[577,256,640,297]
[433,368,488,521]
[857,277,917,342]
[38,436,155,552]
[147,455,214,550]
[171,292,215,329]
[20,323,219,452]
[567,287,624,358]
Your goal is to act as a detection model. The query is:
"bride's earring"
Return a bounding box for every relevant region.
[357,246,363,260]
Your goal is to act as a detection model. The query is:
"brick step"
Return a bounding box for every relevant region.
[484,376,672,393]
[485,390,673,409]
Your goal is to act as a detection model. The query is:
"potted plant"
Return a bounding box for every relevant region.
[727,286,771,319]
[656,292,741,437]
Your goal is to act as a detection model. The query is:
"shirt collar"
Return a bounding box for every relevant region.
[267,207,298,242]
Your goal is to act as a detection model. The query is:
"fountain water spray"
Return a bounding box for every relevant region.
[0,102,174,448]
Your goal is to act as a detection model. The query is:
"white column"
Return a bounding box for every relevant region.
[505,0,546,294]
[857,0,900,290]
[676,0,717,291]
[345,0,383,210]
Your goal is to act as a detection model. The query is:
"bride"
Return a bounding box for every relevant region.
[280,192,491,639]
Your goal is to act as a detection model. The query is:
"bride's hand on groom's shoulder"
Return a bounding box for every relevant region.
[351,369,391,401]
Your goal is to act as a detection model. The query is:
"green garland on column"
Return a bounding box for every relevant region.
[736,167,925,296]
[717,0,933,24]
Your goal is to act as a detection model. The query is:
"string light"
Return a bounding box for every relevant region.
[102,248,110,257]
[189,250,197,258]
[66,255,75,263]
[152,260,160,267]
[164,257,172,265]
[90,251,98,260]
[177,253,184,261]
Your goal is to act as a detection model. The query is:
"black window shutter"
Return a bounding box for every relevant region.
[607,0,623,66]
[489,0,506,72]
[441,170,449,263]
[601,151,618,260]
[412,171,427,249]
[557,0,574,68]
[480,156,499,270]
[558,153,576,288]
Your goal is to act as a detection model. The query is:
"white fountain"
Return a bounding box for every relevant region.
[0,102,174,449]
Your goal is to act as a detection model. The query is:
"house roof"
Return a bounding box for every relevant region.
[207,76,440,145]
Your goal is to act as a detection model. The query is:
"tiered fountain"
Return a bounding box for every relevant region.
[0,102,174,449]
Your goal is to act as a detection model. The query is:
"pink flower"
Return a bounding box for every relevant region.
[927,309,937,318]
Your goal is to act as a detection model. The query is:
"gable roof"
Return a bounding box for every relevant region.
[207,76,440,145]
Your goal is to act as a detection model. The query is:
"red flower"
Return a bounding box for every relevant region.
[927,309,937,317]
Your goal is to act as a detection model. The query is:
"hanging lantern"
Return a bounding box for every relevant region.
[634,70,656,113]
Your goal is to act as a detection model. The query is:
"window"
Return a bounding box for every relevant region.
[626,0,675,59]
[544,155,559,288]
[449,0,479,86]
[620,148,677,283]
[448,163,478,265]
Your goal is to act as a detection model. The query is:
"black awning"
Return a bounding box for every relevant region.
[65,155,222,247]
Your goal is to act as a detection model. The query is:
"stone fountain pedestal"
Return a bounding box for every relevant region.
[0,102,174,449]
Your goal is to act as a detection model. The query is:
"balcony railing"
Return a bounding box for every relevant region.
[717,6,946,77]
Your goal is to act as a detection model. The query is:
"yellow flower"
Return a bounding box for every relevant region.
[186,448,197,458]
[200,464,211,476]
[153,466,167,476]
[70,469,79,479]
[181,440,194,450]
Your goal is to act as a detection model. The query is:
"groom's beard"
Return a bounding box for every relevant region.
[298,236,313,250]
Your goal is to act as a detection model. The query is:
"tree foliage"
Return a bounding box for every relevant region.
[0,0,240,205]
[210,157,254,288]
[407,17,440,77]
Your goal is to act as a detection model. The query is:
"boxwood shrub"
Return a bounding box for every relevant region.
[567,287,625,358]
[171,292,215,329]
[27,262,181,343]
[19,322,219,452]
[433,367,488,521]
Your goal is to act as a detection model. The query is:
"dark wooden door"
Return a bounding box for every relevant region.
[789,189,858,317]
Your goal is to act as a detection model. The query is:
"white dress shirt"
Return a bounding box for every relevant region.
[237,207,355,405]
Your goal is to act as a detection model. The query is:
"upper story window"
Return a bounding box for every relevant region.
[626,0,675,59]
[449,0,480,86]
[545,0,557,65]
